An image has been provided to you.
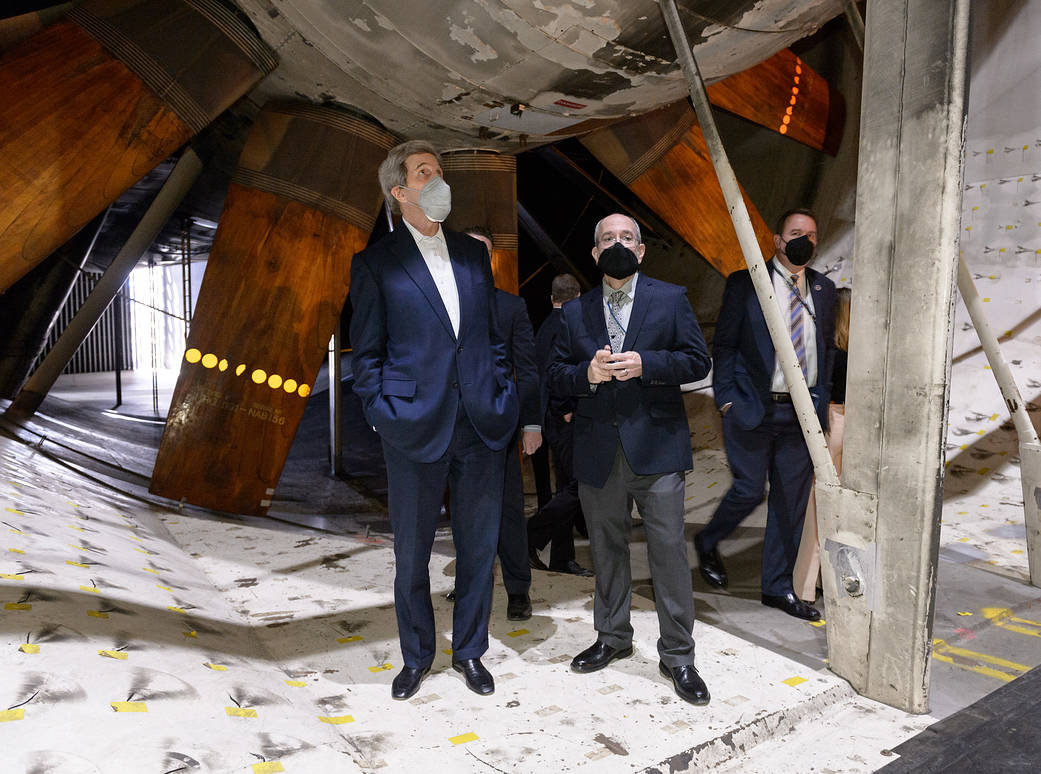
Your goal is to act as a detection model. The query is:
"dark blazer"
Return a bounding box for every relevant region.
[548,275,711,488]
[349,226,519,462]
[534,307,574,421]
[494,289,540,429]
[711,260,837,432]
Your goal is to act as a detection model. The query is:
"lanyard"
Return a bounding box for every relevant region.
[781,273,817,326]
[607,299,627,338]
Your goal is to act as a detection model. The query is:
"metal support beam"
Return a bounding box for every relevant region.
[844,1,866,52]
[658,0,837,483]
[957,258,1041,586]
[329,323,343,477]
[516,202,592,290]
[7,149,203,417]
[835,0,970,713]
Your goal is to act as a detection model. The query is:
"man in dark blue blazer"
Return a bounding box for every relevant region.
[549,213,712,706]
[464,226,543,621]
[527,273,592,574]
[694,208,836,622]
[350,141,518,700]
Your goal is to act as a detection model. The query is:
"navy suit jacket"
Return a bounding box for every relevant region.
[711,260,837,431]
[534,307,574,421]
[548,275,711,488]
[349,226,518,462]
[493,289,540,429]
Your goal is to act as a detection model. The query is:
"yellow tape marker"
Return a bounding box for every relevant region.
[80,585,100,594]
[369,663,393,673]
[129,536,143,542]
[156,584,173,591]
[142,567,159,575]
[782,676,808,687]
[66,560,89,568]
[0,573,24,580]
[284,679,307,687]
[981,607,1041,638]
[19,643,40,654]
[168,606,186,614]
[4,603,31,611]
[204,663,227,671]
[450,732,479,745]
[87,610,108,619]
[252,763,284,774]
[319,715,355,725]
[110,702,147,713]
[8,529,23,535]
[67,525,84,532]
[932,638,1029,682]
[134,548,151,555]
[956,611,972,617]
[507,629,529,637]
[99,650,128,660]
[5,508,24,515]
[336,635,362,643]
[8,548,24,554]
[183,630,197,639]
[225,707,258,718]
[442,648,454,656]
[809,619,826,628]
[0,709,25,722]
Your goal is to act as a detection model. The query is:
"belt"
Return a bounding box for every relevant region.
[769,392,793,403]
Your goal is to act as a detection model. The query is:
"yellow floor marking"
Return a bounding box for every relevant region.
[225,707,258,718]
[80,585,99,594]
[110,702,147,712]
[932,638,1029,682]
[252,763,284,774]
[4,508,23,515]
[167,606,186,614]
[8,548,24,554]
[507,629,529,637]
[982,607,1041,638]
[284,679,307,687]
[19,643,40,654]
[66,560,88,568]
[156,584,173,591]
[782,676,808,687]
[5,603,31,611]
[204,663,227,671]
[0,709,26,721]
[1,573,24,580]
[319,714,355,724]
[336,635,362,643]
[98,650,128,660]
[450,732,478,745]
[369,663,393,673]
[87,610,108,619]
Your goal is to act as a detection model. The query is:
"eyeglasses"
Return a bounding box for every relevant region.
[599,233,637,246]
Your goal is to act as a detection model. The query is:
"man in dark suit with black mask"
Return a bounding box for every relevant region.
[549,213,712,705]
[694,208,836,622]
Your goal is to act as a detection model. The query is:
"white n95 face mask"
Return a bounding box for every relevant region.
[404,175,452,222]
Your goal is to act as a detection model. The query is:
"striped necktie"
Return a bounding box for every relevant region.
[789,275,807,378]
[607,289,627,353]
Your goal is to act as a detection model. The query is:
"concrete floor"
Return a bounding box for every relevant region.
[1,367,1039,772]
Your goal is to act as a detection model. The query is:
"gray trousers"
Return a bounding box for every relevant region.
[578,444,696,667]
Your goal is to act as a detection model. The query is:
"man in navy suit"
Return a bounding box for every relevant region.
[549,213,712,705]
[350,141,518,700]
[694,208,836,622]
[463,226,543,621]
[527,273,593,575]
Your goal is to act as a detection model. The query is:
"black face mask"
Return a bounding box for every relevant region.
[597,242,640,279]
[782,234,815,266]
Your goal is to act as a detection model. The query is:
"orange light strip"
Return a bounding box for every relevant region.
[183,348,311,397]
[778,57,803,135]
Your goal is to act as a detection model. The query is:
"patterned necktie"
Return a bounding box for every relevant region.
[607,289,627,353]
[789,274,807,378]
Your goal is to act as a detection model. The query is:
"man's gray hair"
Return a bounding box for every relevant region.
[593,214,642,247]
[378,140,442,214]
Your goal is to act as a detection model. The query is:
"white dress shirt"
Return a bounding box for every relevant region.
[770,267,818,390]
[404,220,460,337]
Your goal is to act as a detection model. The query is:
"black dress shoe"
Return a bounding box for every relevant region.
[391,665,430,700]
[694,533,728,589]
[761,591,822,621]
[549,559,593,577]
[507,593,532,621]
[453,658,494,695]
[528,546,549,571]
[570,640,634,674]
[659,661,710,705]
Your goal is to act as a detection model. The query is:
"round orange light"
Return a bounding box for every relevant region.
[779,125,789,135]
[267,374,283,390]
[235,364,246,376]
[201,353,218,369]
[298,384,311,398]
[283,379,298,393]
[251,369,267,384]
[185,348,202,364]
[218,359,229,372]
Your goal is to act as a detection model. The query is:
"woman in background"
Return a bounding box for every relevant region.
[793,287,850,602]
